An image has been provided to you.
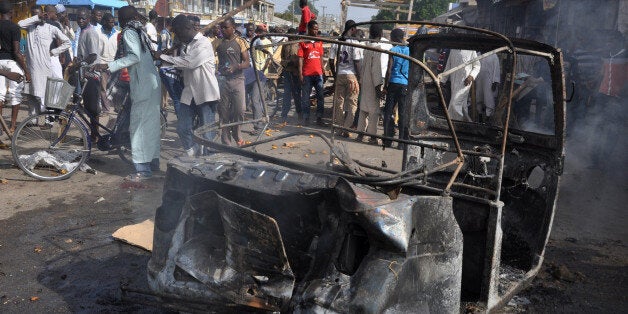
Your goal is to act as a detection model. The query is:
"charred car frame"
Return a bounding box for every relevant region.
[135,21,566,313]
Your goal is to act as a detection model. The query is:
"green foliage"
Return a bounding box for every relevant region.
[372,0,450,23]
[371,10,396,29]
[411,0,450,20]
[275,11,295,22]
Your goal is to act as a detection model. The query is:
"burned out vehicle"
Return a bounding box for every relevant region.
[141,22,565,312]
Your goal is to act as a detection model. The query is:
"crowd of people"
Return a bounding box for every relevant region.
[0,0,537,181]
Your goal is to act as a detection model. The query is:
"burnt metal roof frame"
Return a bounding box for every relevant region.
[193,128,450,186]
[342,20,518,199]
[195,25,520,199]
[200,32,463,184]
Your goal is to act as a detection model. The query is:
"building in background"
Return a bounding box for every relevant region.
[132,0,275,26]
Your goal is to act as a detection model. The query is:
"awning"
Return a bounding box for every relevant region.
[36,0,128,9]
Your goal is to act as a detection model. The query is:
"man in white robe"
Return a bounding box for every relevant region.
[475,53,500,118]
[356,24,391,143]
[18,6,70,112]
[442,49,480,121]
[94,6,161,180]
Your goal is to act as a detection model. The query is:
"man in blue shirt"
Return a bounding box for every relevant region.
[382,28,409,148]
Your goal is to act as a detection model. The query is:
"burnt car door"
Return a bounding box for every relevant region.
[406,30,566,310]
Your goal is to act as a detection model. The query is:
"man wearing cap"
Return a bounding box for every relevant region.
[54,4,74,66]
[45,5,71,75]
[18,5,70,115]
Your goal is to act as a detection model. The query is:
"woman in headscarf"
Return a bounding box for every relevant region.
[93,6,161,181]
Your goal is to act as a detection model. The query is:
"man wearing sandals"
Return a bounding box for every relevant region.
[93,6,161,181]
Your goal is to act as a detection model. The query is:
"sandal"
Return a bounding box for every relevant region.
[124,172,152,182]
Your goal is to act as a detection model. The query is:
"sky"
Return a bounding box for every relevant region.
[272,0,379,21]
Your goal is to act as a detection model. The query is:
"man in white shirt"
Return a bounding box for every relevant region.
[99,13,118,111]
[157,14,220,156]
[76,7,104,140]
[330,20,362,133]
[475,53,500,120]
[442,49,481,121]
[145,10,159,50]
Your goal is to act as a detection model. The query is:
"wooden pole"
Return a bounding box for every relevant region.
[202,0,259,32]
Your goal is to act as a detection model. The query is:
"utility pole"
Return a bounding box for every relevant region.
[291,0,295,27]
[321,5,326,33]
[340,0,348,28]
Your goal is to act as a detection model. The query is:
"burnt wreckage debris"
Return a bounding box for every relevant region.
[140,22,566,313]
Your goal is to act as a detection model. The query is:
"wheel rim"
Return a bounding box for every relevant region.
[12,113,89,180]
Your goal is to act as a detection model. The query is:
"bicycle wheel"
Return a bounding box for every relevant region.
[117,144,132,165]
[12,112,90,180]
[160,110,167,138]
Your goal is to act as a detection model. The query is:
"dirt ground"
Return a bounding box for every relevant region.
[0,104,626,313]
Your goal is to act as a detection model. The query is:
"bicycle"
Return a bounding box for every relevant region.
[11,64,166,180]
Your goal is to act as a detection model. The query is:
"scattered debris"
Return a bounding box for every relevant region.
[549,264,583,282]
[94,197,105,204]
[33,247,42,253]
[0,178,7,184]
[112,219,154,251]
[508,295,531,306]
[283,141,310,148]
[29,296,39,302]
